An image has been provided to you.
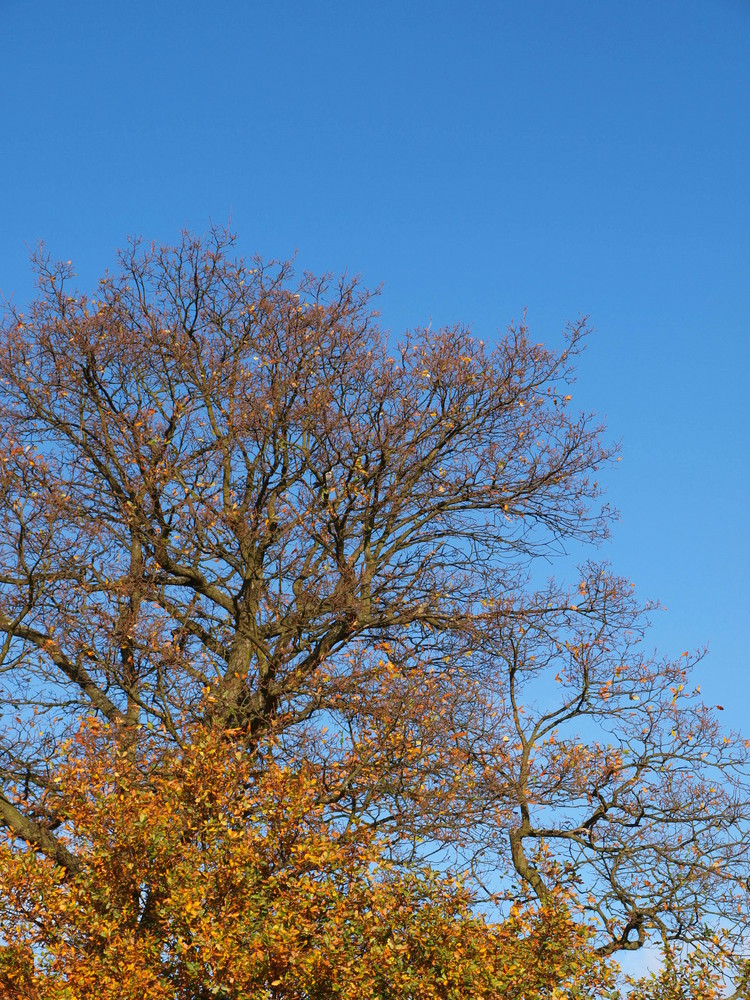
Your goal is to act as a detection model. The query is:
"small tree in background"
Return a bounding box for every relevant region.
[0,228,747,996]
[0,719,616,998]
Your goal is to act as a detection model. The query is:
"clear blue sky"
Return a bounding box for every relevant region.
[1,0,748,723]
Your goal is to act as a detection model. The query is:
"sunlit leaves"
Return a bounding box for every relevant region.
[0,720,615,999]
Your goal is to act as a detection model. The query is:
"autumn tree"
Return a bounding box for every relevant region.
[0,228,748,995]
[0,719,616,999]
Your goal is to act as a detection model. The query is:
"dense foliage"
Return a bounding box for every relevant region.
[1,721,616,999]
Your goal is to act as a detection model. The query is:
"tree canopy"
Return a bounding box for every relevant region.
[0,719,616,999]
[0,229,747,997]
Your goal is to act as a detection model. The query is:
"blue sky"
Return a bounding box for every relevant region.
[1,0,748,724]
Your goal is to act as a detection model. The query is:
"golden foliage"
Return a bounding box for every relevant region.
[0,720,614,999]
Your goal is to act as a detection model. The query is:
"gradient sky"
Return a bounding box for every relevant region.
[1,0,748,730]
